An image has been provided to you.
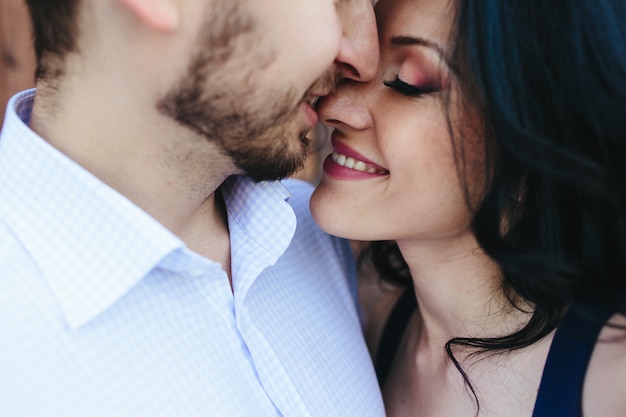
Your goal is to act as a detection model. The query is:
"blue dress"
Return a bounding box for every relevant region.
[375,291,614,416]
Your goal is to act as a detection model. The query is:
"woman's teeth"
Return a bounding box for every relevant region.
[330,151,388,174]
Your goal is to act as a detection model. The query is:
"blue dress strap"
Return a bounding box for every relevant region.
[532,300,613,417]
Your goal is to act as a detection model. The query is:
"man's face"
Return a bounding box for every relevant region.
[158,0,378,182]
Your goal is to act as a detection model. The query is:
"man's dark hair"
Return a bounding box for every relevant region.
[24,0,81,80]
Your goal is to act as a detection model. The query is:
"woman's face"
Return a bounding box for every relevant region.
[310,0,483,244]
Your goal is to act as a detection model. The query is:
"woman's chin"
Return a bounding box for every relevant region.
[311,188,353,239]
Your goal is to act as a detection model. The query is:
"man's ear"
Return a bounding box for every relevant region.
[118,0,180,32]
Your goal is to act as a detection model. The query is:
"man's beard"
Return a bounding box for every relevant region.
[157,2,339,182]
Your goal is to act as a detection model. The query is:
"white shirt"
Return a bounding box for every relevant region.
[0,90,384,417]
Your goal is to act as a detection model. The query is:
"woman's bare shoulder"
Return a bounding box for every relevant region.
[584,313,626,417]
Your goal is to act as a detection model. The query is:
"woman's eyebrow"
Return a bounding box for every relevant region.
[390,35,454,70]
[390,36,446,59]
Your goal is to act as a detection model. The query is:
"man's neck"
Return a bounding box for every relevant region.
[29,81,237,272]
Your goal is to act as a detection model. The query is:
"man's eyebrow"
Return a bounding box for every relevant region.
[390,36,447,59]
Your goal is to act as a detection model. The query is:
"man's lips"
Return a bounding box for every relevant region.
[301,92,330,127]
[301,101,319,126]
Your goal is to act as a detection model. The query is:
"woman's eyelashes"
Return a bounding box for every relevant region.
[383,75,440,98]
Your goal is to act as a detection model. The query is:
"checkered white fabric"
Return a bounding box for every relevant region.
[0,90,385,417]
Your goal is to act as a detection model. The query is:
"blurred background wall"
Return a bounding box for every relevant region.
[0,0,34,125]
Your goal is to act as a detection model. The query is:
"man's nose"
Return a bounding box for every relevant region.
[335,0,379,82]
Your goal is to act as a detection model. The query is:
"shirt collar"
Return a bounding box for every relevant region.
[0,90,184,328]
[220,176,297,305]
[0,90,299,328]
[221,175,295,258]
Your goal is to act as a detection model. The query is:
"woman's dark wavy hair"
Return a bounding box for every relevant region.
[369,0,626,411]
[24,0,81,81]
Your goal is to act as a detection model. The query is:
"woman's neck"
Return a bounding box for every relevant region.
[396,233,531,349]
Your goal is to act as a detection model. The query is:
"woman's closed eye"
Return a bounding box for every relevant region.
[383,75,439,98]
